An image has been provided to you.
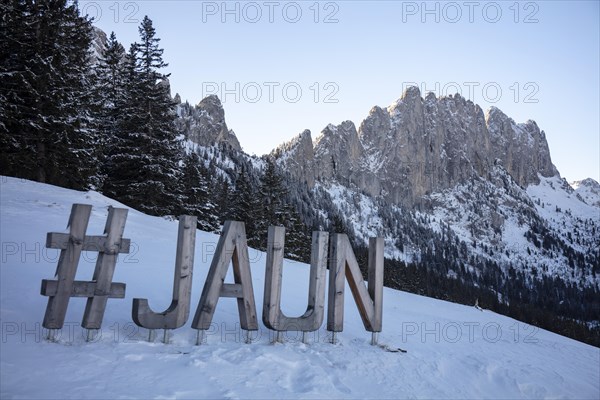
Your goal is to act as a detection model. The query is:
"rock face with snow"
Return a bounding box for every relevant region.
[271,129,316,187]
[89,27,107,65]
[571,178,600,207]
[486,107,558,187]
[274,87,558,206]
[314,121,365,184]
[176,95,241,151]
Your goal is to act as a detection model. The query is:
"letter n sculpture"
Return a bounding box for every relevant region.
[327,234,383,344]
[41,204,130,340]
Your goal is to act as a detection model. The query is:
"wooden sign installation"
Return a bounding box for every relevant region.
[40,204,385,346]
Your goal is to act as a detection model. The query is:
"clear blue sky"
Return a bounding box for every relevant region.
[83,0,600,182]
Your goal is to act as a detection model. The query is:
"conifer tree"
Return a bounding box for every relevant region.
[285,204,312,262]
[180,151,219,231]
[0,0,97,189]
[254,158,311,257]
[214,178,231,225]
[94,31,127,186]
[228,165,258,243]
[102,16,182,216]
[257,159,288,228]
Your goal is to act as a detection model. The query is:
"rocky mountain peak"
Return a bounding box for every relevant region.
[90,27,107,65]
[176,95,241,151]
[572,178,600,190]
[425,91,437,102]
[272,129,315,187]
[197,95,225,123]
[274,129,313,154]
[313,121,363,184]
[402,85,422,101]
[486,106,557,186]
[360,106,392,152]
[275,87,559,206]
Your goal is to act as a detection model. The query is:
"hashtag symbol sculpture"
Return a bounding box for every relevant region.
[41,204,130,336]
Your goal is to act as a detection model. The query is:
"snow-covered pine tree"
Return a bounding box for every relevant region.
[93,31,127,187]
[0,0,97,189]
[102,16,183,216]
[228,165,259,244]
[0,0,31,177]
[213,178,230,224]
[284,203,311,262]
[180,151,220,232]
[257,159,287,228]
[253,158,311,257]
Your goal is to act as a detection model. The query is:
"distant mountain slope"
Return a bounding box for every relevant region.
[571,178,600,207]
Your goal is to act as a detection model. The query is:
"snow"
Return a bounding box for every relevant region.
[1,176,599,399]
[527,175,600,264]
[421,170,600,286]
[360,150,386,173]
[528,175,598,222]
[318,182,404,259]
[570,178,600,208]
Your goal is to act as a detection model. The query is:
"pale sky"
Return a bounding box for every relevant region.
[83,0,600,182]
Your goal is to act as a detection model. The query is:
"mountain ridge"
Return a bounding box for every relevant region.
[272,86,560,207]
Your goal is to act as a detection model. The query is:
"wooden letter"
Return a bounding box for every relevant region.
[263,226,328,332]
[192,221,258,332]
[132,216,197,329]
[327,235,383,333]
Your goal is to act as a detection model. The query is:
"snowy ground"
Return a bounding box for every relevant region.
[1,176,598,399]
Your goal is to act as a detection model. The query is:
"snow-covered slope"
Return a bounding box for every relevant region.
[571,178,600,208]
[1,177,598,399]
[528,175,600,253]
